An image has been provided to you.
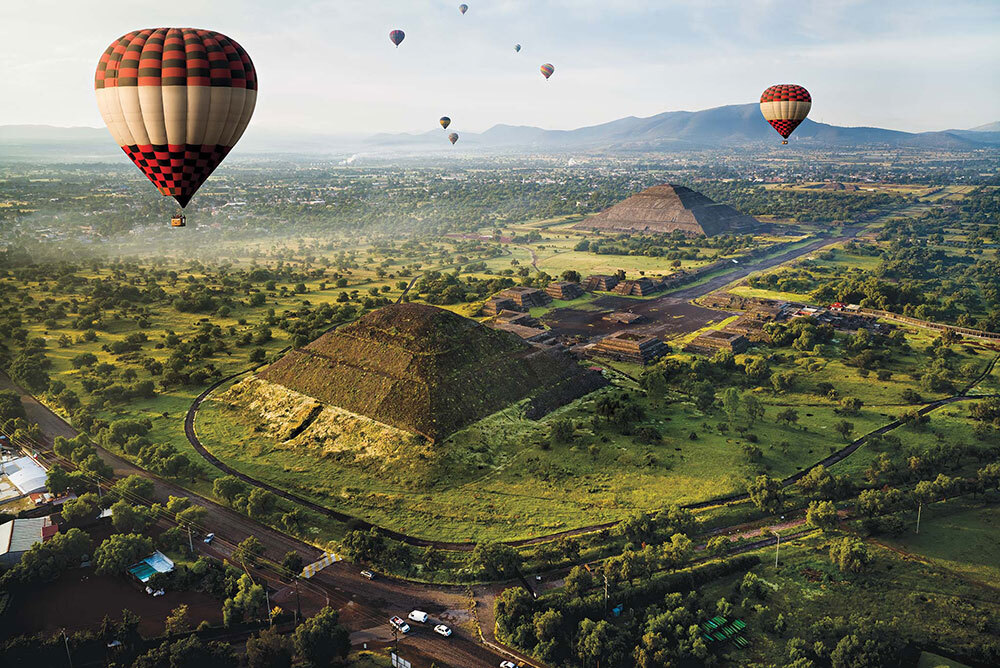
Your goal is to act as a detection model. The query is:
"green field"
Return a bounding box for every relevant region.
[879,501,1000,586]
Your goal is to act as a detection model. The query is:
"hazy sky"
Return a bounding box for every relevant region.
[2,0,998,136]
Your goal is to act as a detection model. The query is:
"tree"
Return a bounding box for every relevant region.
[747,475,784,514]
[473,540,522,578]
[722,388,741,425]
[534,608,563,643]
[829,537,872,574]
[175,504,208,530]
[806,500,838,532]
[550,418,574,445]
[705,535,730,559]
[246,488,277,519]
[564,565,593,599]
[165,604,191,635]
[834,420,855,442]
[561,269,581,283]
[61,492,100,527]
[234,536,265,566]
[281,551,304,578]
[223,574,267,626]
[0,390,27,422]
[341,528,385,563]
[246,626,293,668]
[576,618,615,668]
[776,407,799,427]
[292,606,350,667]
[111,500,153,534]
[111,474,155,502]
[797,465,836,499]
[133,635,238,668]
[94,533,154,575]
[212,475,248,503]
[0,528,92,587]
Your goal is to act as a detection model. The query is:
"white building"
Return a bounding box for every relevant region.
[0,456,48,495]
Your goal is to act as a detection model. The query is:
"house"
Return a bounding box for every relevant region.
[0,516,58,566]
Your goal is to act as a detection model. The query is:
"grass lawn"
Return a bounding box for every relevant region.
[196,371,895,544]
[878,499,1000,586]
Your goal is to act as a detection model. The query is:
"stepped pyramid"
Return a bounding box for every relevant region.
[257,303,605,440]
[576,184,760,236]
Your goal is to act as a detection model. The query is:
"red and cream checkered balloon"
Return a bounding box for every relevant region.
[95,28,257,208]
[759,84,811,141]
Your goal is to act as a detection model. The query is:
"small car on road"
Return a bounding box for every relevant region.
[360,570,375,580]
[389,616,410,634]
[433,624,452,637]
[408,610,429,623]
[203,533,215,544]
[500,661,518,668]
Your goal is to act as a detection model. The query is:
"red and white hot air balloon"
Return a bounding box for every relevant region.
[759,84,811,144]
[94,28,257,224]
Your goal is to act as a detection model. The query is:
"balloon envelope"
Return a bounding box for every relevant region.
[448,132,459,145]
[759,84,811,139]
[440,117,451,129]
[540,63,554,79]
[94,28,257,208]
[459,4,468,14]
[389,29,405,47]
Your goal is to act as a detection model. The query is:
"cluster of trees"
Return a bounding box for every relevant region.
[495,555,759,667]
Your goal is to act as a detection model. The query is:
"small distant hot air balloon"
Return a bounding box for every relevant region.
[389,29,405,47]
[514,44,521,53]
[540,63,554,80]
[440,117,451,130]
[759,84,811,144]
[448,132,459,145]
[94,28,257,223]
[459,4,468,14]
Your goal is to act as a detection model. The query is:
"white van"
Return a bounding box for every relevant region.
[407,610,429,624]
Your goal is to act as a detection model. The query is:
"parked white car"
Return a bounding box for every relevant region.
[407,610,429,624]
[389,616,410,634]
[500,661,518,668]
[433,624,452,637]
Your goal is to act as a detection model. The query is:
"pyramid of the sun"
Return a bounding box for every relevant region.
[575,184,760,236]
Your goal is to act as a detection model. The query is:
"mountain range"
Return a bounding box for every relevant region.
[2,103,999,160]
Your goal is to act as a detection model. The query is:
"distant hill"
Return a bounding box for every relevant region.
[4,106,998,159]
[969,121,1000,132]
[367,104,993,151]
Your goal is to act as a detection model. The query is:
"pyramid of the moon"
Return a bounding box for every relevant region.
[575,184,760,236]
[257,303,606,441]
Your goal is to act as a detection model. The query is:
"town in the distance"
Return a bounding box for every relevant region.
[1,2,999,668]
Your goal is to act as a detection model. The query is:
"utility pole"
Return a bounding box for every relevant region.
[773,531,781,568]
[187,526,193,554]
[603,573,609,616]
[294,578,302,625]
[916,502,922,534]
[265,585,272,626]
[62,629,73,668]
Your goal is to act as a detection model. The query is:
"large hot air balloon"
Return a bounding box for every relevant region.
[389,29,405,47]
[95,28,257,222]
[440,117,451,130]
[540,63,554,80]
[514,44,521,53]
[448,132,459,145]
[759,84,811,144]
[459,4,468,14]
